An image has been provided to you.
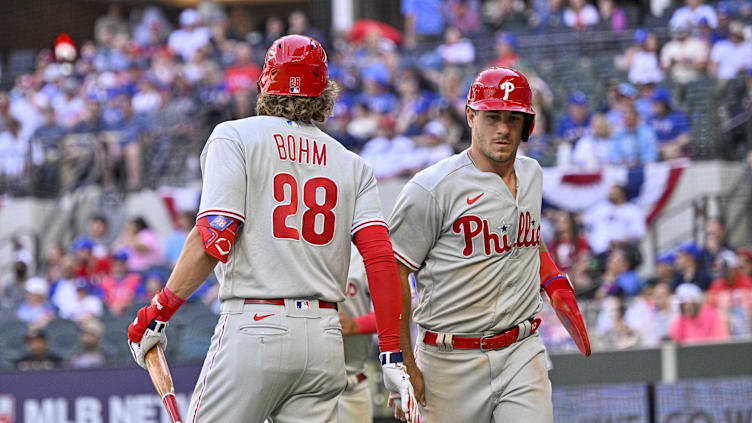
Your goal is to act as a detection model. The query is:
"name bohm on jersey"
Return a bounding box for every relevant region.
[452,211,540,256]
[273,133,327,166]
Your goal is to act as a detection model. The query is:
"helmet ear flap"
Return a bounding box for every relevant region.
[522,114,534,142]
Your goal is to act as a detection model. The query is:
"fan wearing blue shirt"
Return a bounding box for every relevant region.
[557,90,591,143]
[648,88,690,160]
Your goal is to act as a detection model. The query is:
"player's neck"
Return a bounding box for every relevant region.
[468,147,516,180]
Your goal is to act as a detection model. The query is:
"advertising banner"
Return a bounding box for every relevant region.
[0,365,201,423]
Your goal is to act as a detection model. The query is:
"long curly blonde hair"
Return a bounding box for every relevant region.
[256,80,339,123]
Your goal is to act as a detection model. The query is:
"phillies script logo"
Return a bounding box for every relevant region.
[452,211,539,256]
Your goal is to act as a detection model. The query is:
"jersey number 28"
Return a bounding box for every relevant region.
[273,173,338,245]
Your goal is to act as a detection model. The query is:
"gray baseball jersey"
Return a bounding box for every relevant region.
[197,116,387,302]
[341,247,373,376]
[389,150,544,334]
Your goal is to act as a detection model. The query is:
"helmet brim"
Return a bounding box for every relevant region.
[467,100,535,115]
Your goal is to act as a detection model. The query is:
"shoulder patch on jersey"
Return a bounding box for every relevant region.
[208,215,232,231]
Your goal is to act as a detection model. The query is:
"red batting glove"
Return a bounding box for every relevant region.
[127,288,185,343]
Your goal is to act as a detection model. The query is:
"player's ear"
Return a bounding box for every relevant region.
[466,107,476,128]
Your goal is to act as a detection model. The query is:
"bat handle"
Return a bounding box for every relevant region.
[145,346,183,423]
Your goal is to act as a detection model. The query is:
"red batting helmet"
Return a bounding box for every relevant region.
[257,35,328,97]
[466,67,536,141]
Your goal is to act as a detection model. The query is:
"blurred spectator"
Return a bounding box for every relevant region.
[0,118,29,194]
[437,26,475,66]
[69,318,108,368]
[261,16,285,48]
[223,43,261,119]
[529,0,566,32]
[660,25,709,86]
[671,242,713,291]
[708,250,752,292]
[618,29,664,85]
[61,279,104,323]
[15,329,62,371]
[625,283,674,346]
[737,248,752,277]
[95,4,129,46]
[143,270,167,301]
[598,245,644,297]
[29,107,66,196]
[669,283,729,344]
[99,250,143,315]
[164,211,196,266]
[547,210,590,273]
[132,6,172,47]
[595,296,639,349]
[609,105,658,166]
[106,95,144,190]
[596,0,626,32]
[402,0,445,47]
[49,256,80,317]
[15,277,54,328]
[0,253,31,318]
[669,0,718,31]
[412,121,454,170]
[583,185,646,255]
[563,0,600,30]
[489,32,519,68]
[572,114,612,168]
[168,9,211,62]
[360,115,417,179]
[288,11,328,48]
[53,78,85,129]
[708,21,752,81]
[605,82,637,131]
[700,218,733,272]
[442,0,482,35]
[557,91,591,144]
[114,217,162,272]
[649,252,679,286]
[87,214,111,260]
[482,0,528,32]
[131,78,163,115]
[648,88,690,160]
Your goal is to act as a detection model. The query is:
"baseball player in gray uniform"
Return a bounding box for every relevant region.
[127,35,419,423]
[337,247,377,423]
[388,67,591,423]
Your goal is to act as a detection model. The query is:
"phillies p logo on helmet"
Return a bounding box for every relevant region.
[500,80,515,101]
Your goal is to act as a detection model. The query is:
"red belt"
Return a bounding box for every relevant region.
[355,372,367,384]
[243,298,338,310]
[423,318,541,352]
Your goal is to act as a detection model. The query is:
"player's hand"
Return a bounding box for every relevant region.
[128,319,168,369]
[381,352,421,423]
[338,311,358,336]
[127,289,184,369]
[405,360,426,406]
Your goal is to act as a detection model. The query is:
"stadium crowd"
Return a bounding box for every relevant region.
[1,0,752,368]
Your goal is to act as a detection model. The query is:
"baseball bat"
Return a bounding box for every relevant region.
[145,345,183,423]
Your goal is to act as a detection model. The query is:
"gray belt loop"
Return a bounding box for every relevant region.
[220,298,245,313]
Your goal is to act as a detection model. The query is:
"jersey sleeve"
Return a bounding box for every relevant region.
[388,181,441,272]
[351,163,388,236]
[197,127,247,223]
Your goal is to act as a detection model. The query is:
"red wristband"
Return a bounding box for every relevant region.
[154,287,186,321]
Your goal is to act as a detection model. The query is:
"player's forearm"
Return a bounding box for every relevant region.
[397,261,417,366]
[353,225,402,352]
[165,227,219,300]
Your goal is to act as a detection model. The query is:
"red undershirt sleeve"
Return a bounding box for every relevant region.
[354,312,377,334]
[352,225,401,352]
